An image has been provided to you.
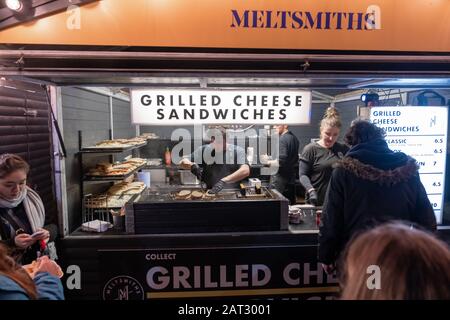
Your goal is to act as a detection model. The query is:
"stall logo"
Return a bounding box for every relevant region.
[103,276,144,300]
[231,5,382,30]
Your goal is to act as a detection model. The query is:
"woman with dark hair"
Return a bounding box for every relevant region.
[0,244,64,300]
[341,222,450,300]
[318,120,436,274]
[0,154,57,264]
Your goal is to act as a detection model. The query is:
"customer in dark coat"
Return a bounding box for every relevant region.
[318,120,437,273]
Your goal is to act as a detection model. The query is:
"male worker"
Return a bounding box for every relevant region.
[261,125,299,204]
[179,126,250,194]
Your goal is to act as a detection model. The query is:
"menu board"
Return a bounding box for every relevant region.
[370,106,448,224]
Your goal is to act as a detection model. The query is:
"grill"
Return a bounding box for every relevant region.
[125,187,288,234]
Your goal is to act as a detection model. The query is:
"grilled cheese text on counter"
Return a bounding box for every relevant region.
[146,263,337,290]
[146,253,177,261]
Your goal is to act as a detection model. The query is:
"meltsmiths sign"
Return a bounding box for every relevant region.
[130,89,311,125]
[2,1,450,52]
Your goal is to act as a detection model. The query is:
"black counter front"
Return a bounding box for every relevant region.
[59,181,333,300]
[59,227,342,300]
[59,203,450,301]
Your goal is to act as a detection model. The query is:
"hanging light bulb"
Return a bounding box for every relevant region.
[5,0,24,12]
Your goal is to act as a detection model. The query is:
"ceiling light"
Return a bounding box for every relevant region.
[360,92,379,106]
[5,0,23,12]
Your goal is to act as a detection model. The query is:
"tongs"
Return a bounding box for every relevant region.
[200,180,207,193]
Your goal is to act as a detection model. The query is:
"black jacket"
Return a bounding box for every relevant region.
[318,139,437,265]
[277,131,300,179]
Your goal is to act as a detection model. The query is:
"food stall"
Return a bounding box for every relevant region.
[0,0,449,300]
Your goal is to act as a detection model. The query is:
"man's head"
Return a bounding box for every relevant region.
[272,125,288,136]
[209,125,229,151]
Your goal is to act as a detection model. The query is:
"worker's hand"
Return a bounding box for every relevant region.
[209,179,226,194]
[179,158,193,170]
[190,163,203,181]
[260,154,271,165]
[307,189,318,206]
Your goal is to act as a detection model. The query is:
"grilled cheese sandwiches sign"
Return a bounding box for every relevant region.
[130,89,312,125]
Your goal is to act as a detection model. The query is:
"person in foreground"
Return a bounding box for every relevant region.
[0,244,64,300]
[340,222,450,300]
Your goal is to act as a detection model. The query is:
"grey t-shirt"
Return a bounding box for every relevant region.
[190,144,248,189]
[299,141,349,205]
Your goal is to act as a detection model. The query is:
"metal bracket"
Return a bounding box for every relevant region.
[300,60,310,72]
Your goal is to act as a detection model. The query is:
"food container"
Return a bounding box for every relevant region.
[249,178,261,187]
[148,168,166,183]
[179,170,200,185]
[147,158,162,166]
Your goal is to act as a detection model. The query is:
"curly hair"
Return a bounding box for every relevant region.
[344,120,385,146]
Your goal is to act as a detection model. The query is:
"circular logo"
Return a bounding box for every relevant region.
[103,276,145,300]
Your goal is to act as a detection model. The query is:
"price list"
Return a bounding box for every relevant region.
[371,106,448,224]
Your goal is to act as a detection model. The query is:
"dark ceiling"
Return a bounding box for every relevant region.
[1,48,449,90]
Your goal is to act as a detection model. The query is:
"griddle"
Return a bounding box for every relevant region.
[141,186,274,202]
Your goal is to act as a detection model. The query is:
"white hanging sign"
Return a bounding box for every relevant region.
[130,89,311,125]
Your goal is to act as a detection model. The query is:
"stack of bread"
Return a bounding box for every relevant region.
[123,137,147,146]
[85,181,146,208]
[122,157,147,166]
[139,132,159,140]
[87,158,147,176]
[93,139,131,148]
[93,137,147,148]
